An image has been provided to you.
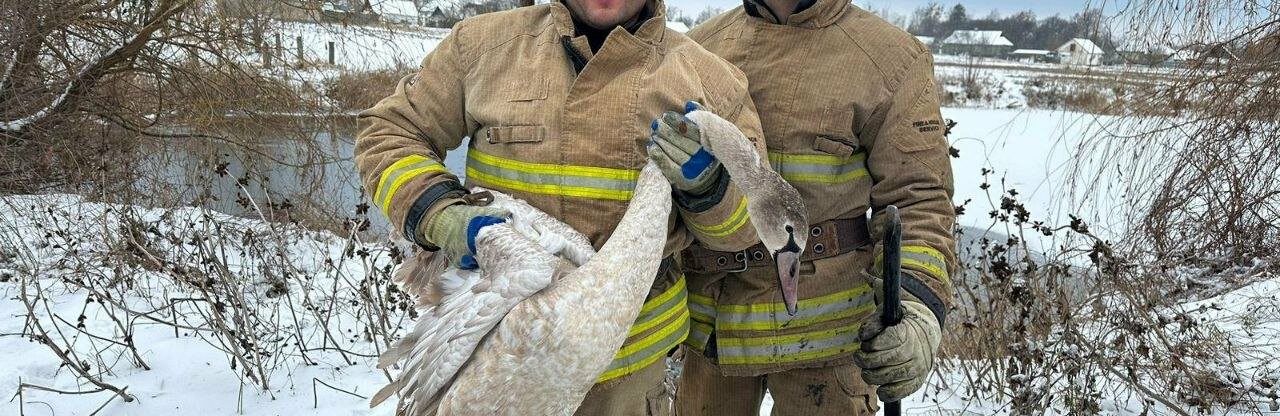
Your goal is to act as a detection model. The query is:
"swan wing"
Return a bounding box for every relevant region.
[372,223,568,411]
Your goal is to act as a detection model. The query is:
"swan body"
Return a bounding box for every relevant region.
[375,164,672,415]
[374,110,808,415]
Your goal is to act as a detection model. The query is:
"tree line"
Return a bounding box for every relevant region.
[905,3,1115,51]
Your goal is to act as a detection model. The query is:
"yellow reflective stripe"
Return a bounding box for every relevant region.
[780,170,870,184]
[689,293,714,306]
[688,196,750,238]
[468,148,640,181]
[687,321,713,350]
[613,309,689,359]
[467,167,634,201]
[768,152,869,184]
[717,302,874,331]
[877,245,950,284]
[690,310,715,324]
[597,309,690,382]
[628,281,688,337]
[717,340,861,365]
[767,153,862,165]
[465,148,640,200]
[375,155,446,217]
[639,276,685,316]
[716,286,871,314]
[716,325,862,365]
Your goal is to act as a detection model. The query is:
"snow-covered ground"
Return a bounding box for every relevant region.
[278,21,447,71]
[0,194,404,416]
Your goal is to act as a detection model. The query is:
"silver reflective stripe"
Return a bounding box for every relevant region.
[377,159,441,203]
[688,321,713,349]
[599,314,691,373]
[689,300,715,322]
[716,291,873,331]
[717,325,862,365]
[466,160,637,192]
[768,152,869,184]
[902,249,949,283]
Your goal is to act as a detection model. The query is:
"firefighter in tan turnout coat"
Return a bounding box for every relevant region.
[678,0,957,414]
[355,0,768,413]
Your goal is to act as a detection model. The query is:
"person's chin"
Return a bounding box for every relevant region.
[584,12,623,29]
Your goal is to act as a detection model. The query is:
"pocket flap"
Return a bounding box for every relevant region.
[813,135,858,157]
[485,125,546,144]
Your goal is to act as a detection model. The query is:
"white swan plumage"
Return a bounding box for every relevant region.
[374,110,808,415]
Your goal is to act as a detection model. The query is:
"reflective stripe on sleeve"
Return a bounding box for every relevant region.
[375,155,447,217]
[597,276,691,383]
[687,196,751,238]
[876,245,949,284]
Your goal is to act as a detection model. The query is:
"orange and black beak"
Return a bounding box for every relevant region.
[774,225,802,316]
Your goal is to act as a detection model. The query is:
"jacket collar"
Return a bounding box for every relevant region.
[742,0,846,28]
[550,0,667,46]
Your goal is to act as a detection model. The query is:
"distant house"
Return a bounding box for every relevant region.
[666,20,689,33]
[373,0,419,24]
[914,36,937,52]
[1009,49,1052,64]
[940,30,1014,58]
[1057,38,1104,66]
[420,5,449,27]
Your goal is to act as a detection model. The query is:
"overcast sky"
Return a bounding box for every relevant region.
[665,0,1120,22]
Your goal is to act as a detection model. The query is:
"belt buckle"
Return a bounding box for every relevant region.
[726,250,749,273]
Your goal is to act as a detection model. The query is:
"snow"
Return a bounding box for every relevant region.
[942,30,1014,47]
[666,21,690,33]
[276,21,448,71]
[0,194,403,415]
[4,20,1275,416]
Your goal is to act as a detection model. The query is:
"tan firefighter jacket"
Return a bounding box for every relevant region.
[355,0,767,383]
[684,0,957,376]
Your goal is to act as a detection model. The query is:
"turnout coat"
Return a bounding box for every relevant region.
[684,0,957,376]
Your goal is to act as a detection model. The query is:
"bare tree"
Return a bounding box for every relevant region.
[0,0,330,195]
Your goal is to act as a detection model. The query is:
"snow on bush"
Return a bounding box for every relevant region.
[0,194,407,415]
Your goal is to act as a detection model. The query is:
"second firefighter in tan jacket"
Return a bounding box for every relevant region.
[355,0,766,414]
[678,0,957,414]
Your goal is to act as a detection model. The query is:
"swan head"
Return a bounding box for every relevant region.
[680,106,811,315]
[746,175,808,316]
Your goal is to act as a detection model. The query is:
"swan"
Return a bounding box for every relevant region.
[372,110,807,415]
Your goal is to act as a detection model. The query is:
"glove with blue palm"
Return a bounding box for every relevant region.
[418,203,510,269]
[647,101,725,196]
